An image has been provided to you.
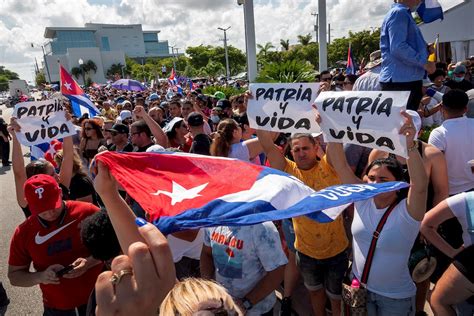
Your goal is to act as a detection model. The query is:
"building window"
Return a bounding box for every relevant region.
[101,37,110,51]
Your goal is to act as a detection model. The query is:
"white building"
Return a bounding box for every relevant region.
[43,23,171,83]
[419,0,474,62]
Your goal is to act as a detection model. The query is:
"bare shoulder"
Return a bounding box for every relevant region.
[422,142,443,160]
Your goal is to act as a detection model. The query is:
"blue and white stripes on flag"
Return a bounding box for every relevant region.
[417,0,444,23]
[65,94,100,118]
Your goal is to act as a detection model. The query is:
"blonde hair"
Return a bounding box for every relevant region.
[159,278,242,316]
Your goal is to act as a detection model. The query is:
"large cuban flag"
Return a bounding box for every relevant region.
[59,64,100,118]
[417,0,444,23]
[30,139,63,168]
[95,151,408,234]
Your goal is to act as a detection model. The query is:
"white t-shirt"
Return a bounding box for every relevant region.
[447,192,474,247]
[167,229,204,263]
[428,116,474,195]
[229,142,250,162]
[353,67,381,91]
[204,223,288,315]
[352,198,420,299]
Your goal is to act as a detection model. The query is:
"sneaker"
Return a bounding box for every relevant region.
[280,297,292,316]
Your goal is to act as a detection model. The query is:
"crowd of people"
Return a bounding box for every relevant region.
[0,1,473,315]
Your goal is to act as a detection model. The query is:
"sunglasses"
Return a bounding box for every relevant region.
[321,77,332,82]
[84,127,94,131]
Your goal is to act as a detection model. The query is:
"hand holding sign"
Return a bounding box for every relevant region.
[13,98,75,146]
[315,91,410,158]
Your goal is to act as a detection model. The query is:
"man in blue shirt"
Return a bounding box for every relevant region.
[380,0,436,110]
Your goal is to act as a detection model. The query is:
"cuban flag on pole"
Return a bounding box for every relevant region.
[417,0,444,23]
[30,139,63,168]
[59,64,100,118]
[168,68,178,86]
[346,43,357,75]
[95,151,408,234]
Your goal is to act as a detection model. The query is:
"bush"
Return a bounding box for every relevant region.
[202,85,246,98]
[255,60,317,83]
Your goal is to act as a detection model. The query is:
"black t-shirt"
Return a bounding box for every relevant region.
[190,134,212,156]
[60,174,97,205]
[109,142,134,152]
[445,79,473,92]
[134,142,154,152]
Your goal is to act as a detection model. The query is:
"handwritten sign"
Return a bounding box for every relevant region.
[13,98,75,146]
[248,83,321,134]
[315,91,410,157]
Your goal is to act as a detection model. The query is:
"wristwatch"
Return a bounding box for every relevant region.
[242,297,253,310]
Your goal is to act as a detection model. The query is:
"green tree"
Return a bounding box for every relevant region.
[0,66,20,92]
[256,60,316,83]
[257,42,275,57]
[280,39,290,51]
[35,72,46,87]
[186,45,246,77]
[297,34,312,46]
[106,63,124,78]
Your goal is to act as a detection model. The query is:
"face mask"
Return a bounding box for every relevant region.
[454,76,464,83]
[210,115,220,124]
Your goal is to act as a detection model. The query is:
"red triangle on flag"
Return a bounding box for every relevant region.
[59,64,85,95]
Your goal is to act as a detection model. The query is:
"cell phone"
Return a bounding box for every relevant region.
[56,264,75,277]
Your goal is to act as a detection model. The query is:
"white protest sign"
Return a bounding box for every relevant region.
[13,98,75,146]
[315,91,410,158]
[248,83,321,134]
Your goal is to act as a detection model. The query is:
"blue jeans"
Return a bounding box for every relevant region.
[281,219,296,253]
[366,291,415,316]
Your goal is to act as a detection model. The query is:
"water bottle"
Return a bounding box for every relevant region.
[351,278,360,289]
[426,88,443,103]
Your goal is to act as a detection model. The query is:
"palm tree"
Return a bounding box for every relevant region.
[297,34,312,46]
[280,39,290,51]
[256,60,316,83]
[257,42,275,57]
[85,60,97,75]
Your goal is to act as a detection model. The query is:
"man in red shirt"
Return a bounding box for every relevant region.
[8,174,103,315]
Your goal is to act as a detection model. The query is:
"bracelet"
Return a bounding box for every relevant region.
[408,140,419,153]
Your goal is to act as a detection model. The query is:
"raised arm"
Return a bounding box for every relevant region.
[243,138,264,160]
[8,119,27,208]
[326,143,363,184]
[403,112,428,221]
[58,135,73,189]
[255,129,286,171]
[93,160,145,255]
[133,106,168,148]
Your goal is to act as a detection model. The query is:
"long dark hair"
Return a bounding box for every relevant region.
[365,157,408,199]
[210,119,239,157]
[81,119,104,139]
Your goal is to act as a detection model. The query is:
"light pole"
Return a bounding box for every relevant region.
[318,0,328,71]
[311,12,319,43]
[78,58,84,86]
[240,0,257,82]
[218,26,231,80]
[170,45,177,71]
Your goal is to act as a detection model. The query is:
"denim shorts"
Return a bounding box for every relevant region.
[366,291,415,316]
[281,219,296,253]
[295,249,348,298]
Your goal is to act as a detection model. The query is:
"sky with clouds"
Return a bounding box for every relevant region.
[0,0,464,83]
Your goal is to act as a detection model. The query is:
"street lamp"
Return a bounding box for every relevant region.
[318,0,328,71]
[218,26,231,80]
[78,58,84,86]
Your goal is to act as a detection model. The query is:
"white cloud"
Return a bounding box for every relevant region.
[0,0,464,83]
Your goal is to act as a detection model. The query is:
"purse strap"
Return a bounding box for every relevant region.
[360,199,399,284]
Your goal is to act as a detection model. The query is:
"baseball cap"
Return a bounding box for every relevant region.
[163,117,184,133]
[146,144,166,153]
[216,99,232,110]
[119,110,132,121]
[187,112,204,127]
[454,64,467,74]
[24,174,62,216]
[213,91,226,100]
[148,93,159,101]
[107,123,129,134]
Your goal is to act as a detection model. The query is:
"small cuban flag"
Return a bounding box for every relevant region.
[346,43,357,75]
[417,0,444,23]
[59,64,100,118]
